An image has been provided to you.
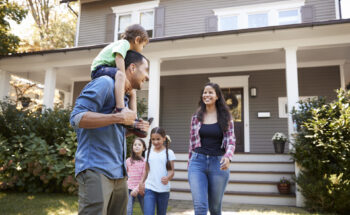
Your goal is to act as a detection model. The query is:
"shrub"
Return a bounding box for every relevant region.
[291,89,350,214]
[0,100,77,193]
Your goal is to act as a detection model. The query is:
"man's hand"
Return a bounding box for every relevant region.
[119,108,137,125]
[135,119,150,133]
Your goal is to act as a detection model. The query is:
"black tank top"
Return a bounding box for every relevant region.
[193,122,225,156]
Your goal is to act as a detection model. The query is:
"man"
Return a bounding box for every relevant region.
[70,50,150,215]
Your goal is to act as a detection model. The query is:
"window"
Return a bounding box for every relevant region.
[112,1,159,40]
[214,0,304,31]
[248,13,268,28]
[219,15,238,31]
[117,14,132,39]
[278,9,300,25]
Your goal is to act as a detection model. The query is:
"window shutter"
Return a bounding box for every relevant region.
[301,5,314,23]
[206,15,218,32]
[154,6,165,38]
[105,13,116,43]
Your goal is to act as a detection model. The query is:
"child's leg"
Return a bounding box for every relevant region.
[143,189,156,215]
[115,71,126,110]
[126,190,135,215]
[137,194,145,214]
[156,192,170,215]
[91,66,117,80]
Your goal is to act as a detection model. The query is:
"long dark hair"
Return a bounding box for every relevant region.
[146,127,172,171]
[130,138,146,164]
[196,82,231,132]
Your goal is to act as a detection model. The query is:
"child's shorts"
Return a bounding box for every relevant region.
[91,65,118,80]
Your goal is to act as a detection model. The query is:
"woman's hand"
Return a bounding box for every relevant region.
[161,176,169,185]
[220,157,230,170]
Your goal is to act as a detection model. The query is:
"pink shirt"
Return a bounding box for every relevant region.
[126,157,146,191]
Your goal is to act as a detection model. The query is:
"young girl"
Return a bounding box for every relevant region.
[91,24,149,114]
[139,127,176,215]
[126,138,147,215]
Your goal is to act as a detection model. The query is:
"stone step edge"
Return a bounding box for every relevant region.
[175,160,294,164]
[174,169,295,174]
[171,188,296,198]
[172,178,295,185]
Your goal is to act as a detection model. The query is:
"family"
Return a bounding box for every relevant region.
[70,24,236,215]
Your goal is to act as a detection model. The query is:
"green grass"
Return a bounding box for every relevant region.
[0,192,143,215]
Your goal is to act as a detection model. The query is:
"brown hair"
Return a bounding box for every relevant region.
[121,24,149,44]
[130,138,146,164]
[146,127,172,171]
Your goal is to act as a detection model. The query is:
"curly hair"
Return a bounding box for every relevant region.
[121,24,149,44]
[196,82,232,132]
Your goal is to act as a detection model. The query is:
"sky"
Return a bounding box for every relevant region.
[8,0,350,39]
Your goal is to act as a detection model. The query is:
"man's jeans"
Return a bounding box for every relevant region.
[188,152,230,215]
[143,189,170,215]
[76,169,128,215]
[127,189,144,215]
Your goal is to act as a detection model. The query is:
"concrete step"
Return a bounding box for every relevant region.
[175,153,293,162]
[174,160,295,172]
[170,188,296,206]
[171,178,295,193]
[174,169,295,182]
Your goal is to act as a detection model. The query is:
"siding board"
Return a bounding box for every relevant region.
[160,66,340,153]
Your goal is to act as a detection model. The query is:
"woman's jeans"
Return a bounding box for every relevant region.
[188,152,230,215]
[143,189,170,215]
[127,189,144,215]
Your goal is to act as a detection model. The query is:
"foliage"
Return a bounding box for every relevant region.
[0,0,27,55]
[16,0,77,52]
[290,89,350,214]
[279,177,290,185]
[0,100,77,193]
[272,132,287,143]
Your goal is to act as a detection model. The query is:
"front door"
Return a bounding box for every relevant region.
[222,88,244,152]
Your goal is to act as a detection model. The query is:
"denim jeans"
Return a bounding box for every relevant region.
[143,189,170,215]
[91,66,118,80]
[188,152,230,215]
[127,189,144,215]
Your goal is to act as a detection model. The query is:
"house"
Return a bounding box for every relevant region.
[1,0,350,206]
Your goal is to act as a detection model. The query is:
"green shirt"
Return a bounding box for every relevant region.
[91,39,130,72]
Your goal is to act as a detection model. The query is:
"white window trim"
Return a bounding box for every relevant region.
[278,96,317,118]
[214,0,305,30]
[209,75,251,152]
[111,1,159,41]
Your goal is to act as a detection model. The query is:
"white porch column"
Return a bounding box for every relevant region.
[43,68,57,109]
[342,62,350,89]
[0,70,10,100]
[147,58,161,127]
[285,46,305,207]
[284,47,299,145]
[63,91,71,109]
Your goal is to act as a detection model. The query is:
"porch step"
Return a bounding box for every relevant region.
[170,188,296,206]
[171,153,296,206]
[174,160,295,172]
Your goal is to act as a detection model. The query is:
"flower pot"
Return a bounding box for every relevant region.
[273,141,285,153]
[277,183,290,194]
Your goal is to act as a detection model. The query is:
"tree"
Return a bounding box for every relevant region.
[18,0,77,51]
[0,0,27,55]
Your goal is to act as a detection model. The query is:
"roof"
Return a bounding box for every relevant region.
[2,18,350,59]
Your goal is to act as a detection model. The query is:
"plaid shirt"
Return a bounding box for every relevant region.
[189,114,236,161]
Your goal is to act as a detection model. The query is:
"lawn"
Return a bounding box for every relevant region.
[0,192,143,215]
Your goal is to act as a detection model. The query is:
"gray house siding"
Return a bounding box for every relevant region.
[160,66,340,153]
[78,0,336,46]
[78,0,145,46]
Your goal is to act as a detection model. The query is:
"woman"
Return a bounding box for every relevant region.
[188,82,236,215]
